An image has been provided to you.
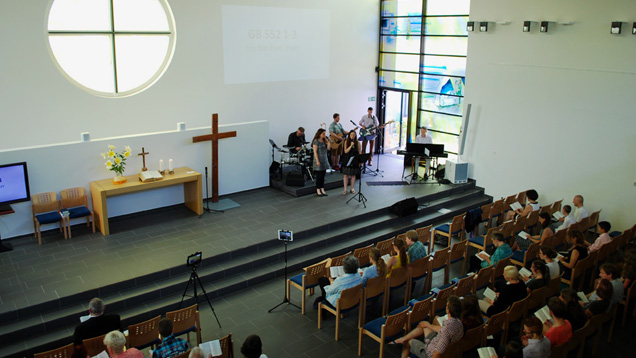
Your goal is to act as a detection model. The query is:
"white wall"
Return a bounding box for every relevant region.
[0,0,380,238]
[462,0,636,230]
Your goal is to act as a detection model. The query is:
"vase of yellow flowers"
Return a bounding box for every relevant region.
[101,145,131,184]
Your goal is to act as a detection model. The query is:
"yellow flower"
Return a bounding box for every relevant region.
[108,150,115,158]
[124,151,131,158]
[101,153,107,159]
[106,160,113,168]
[108,145,115,150]
[115,157,122,165]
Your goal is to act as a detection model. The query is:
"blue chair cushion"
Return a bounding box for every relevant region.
[174,325,196,337]
[431,264,447,273]
[290,273,304,286]
[389,305,411,316]
[67,206,91,218]
[450,256,464,264]
[35,211,63,224]
[363,316,405,342]
[414,293,434,302]
[511,250,526,262]
[435,224,451,234]
[469,235,485,245]
[610,231,622,238]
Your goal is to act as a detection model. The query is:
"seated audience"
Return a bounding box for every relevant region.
[469,233,512,273]
[151,318,188,358]
[555,205,575,232]
[104,330,144,358]
[559,288,588,331]
[394,296,463,358]
[539,246,560,279]
[506,189,539,221]
[587,221,612,253]
[513,213,553,251]
[621,248,636,291]
[479,266,527,316]
[492,342,524,358]
[240,335,268,358]
[522,260,549,293]
[588,263,623,306]
[71,345,89,358]
[570,195,588,222]
[585,279,613,317]
[317,255,363,309]
[386,236,409,277]
[405,230,428,262]
[460,294,483,332]
[557,230,588,280]
[521,316,551,358]
[73,297,121,346]
[543,297,572,346]
[361,248,386,285]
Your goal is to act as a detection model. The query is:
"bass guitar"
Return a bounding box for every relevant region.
[359,120,395,137]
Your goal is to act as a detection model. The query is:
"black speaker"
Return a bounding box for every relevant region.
[390,197,418,217]
[285,172,305,186]
[269,161,280,174]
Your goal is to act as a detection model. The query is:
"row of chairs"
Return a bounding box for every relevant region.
[32,187,95,245]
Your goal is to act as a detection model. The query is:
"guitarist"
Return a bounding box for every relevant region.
[328,113,353,170]
[359,107,379,166]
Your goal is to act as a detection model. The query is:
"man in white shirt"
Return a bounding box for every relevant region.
[555,205,576,232]
[571,195,588,222]
[359,107,378,166]
[414,127,432,178]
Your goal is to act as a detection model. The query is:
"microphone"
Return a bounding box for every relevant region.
[205,167,208,175]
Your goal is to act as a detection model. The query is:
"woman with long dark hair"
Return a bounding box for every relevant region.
[342,130,360,195]
[312,128,331,197]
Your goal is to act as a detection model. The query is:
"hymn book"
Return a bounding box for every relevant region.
[475,251,490,261]
[381,254,391,263]
[518,231,530,240]
[437,314,449,326]
[577,291,589,303]
[519,267,533,278]
[509,202,523,211]
[139,170,163,182]
[330,266,345,278]
[534,305,553,324]
[553,211,565,220]
[200,340,223,357]
[477,347,497,358]
[92,351,109,358]
[483,287,497,302]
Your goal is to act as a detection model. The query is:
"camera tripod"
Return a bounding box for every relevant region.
[180,265,222,328]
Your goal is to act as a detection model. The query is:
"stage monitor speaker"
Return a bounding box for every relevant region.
[285,172,305,186]
[390,197,418,217]
[269,161,280,174]
[445,160,468,184]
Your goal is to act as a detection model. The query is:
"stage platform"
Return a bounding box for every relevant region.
[0,154,491,358]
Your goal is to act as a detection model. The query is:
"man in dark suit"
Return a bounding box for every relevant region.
[73,297,121,346]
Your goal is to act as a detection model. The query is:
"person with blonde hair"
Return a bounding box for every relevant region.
[104,330,144,358]
[479,265,527,316]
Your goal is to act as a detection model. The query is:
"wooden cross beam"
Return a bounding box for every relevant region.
[138,147,149,171]
[192,113,237,203]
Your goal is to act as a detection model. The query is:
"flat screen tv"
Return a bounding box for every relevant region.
[0,162,31,209]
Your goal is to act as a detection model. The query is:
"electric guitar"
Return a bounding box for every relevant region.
[359,120,395,137]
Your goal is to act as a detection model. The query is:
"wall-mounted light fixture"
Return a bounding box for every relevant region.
[479,22,488,32]
[466,21,474,32]
[540,21,549,33]
[633,22,636,34]
[611,22,622,34]
[523,21,532,32]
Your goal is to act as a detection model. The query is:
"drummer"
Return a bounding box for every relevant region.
[287,127,306,153]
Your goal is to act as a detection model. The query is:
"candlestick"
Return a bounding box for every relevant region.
[169,159,174,174]
[159,159,164,172]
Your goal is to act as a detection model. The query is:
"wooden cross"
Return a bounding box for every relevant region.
[192,113,237,203]
[138,147,149,172]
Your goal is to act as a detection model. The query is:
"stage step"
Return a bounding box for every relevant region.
[0,181,491,358]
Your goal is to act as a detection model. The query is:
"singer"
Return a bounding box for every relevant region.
[312,128,331,197]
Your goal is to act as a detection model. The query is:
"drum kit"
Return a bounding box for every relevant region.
[280,142,314,181]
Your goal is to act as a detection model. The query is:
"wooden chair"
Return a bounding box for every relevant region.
[511,215,527,236]
[492,256,512,286]
[329,251,351,268]
[287,259,328,314]
[376,237,394,256]
[32,192,68,245]
[475,202,493,236]
[503,195,517,212]
[60,187,95,237]
[127,315,161,350]
[428,247,450,291]
[547,274,563,298]
[318,284,363,341]
[592,307,617,355]
[166,304,202,345]
[526,286,547,313]
[407,257,430,299]
[461,324,484,356]
[552,229,567,251]
[453,273,475,298]
[384,266,408,316]
[489,199,504,227]
[587,210,601,236]
[433,213,466,248]
[431,283,456,317]
[503,296,528,342]
[416,225,433,253]
[218,333,234,358]
[407,295,434,329]
[83,334,107,357]
[516,191,527,206]
[561,256,588,291]
[539,205,552,216]
[620,281,636,327]
[448,240,468,279]
[473,265,495,293]
[358,307,409,358]
[568,218,588,234]
[34,343,74,358]
[353,244,374,267]
[431,341,462,358]
[482,309,507,347]
[468,227,497,255]
[551,199,563,215]
[361,276,386,325]
[510,242,540,268]
[525,210,540,235]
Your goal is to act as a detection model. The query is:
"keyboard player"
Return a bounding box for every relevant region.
[414,127,432,178]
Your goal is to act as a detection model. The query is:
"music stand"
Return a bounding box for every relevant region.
[358,135,377,176]
[346,153,371,208]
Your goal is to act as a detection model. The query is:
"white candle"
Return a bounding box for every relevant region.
[159,159,164,171]
[169,159,173,171]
